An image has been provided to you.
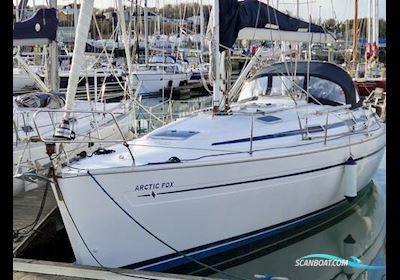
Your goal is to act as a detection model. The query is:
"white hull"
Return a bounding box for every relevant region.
[54,130,385,269]
[133,71,190,94]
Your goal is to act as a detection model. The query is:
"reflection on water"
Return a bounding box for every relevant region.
[207,151,386,280]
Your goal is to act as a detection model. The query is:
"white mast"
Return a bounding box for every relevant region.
[352,0,358,62]
[212,0,222,111]
[144,0,149,65]
[157,14,161,35]
[367,0,371,44]
[372,0,376,44]
[374,0,379,48]
[73,0,78,34]
[14,0,19,22]
[117,0,133,93]
[55,0,94,138]
[200,0,204,60]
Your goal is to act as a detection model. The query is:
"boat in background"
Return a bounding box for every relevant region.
[353,62,386,97]
[350,0,386,97]
[131,55,192,95]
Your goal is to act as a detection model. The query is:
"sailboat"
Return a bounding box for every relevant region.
[124,1,192,95]
[351,0,386,97]
[44,0,385,272]
[131,56,192,95]
[13,7,125,95]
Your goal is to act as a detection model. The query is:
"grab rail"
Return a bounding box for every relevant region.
[31,108,130,144]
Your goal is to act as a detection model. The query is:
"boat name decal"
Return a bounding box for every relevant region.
[135,182,174,191]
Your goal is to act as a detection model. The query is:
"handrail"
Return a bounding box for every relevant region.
[32,108,129,144]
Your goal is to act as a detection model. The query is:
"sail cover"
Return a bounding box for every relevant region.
[13,8,58,46]
[220,0,335,50]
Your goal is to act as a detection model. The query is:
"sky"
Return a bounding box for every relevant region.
[18,0,386,21]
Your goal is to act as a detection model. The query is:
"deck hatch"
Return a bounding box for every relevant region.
[152,130,199,140]
[257,115,282,123]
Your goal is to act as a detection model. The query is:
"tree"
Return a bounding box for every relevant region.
[322,18,337,31]
[379,19,386,38]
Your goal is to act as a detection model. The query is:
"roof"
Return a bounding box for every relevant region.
[253,61,357,105]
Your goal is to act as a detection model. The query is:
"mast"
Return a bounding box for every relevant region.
[54,0,94,138]
[157,14,161,35]
[200,0,204,61]
[15,0,19,22]
[117,0,133,93]
[345,20,348,52]
[212,0,222,112]
[352,0,358,62]
[374,0,379,48]
[135,0,139,63]
[295,0,299,57]
[73,0,78,34]
[49,0,59,92]
[367,0,372,44]
[144,0,149,65]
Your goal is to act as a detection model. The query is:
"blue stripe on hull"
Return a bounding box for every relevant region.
[126,190,362,272]
[130,184,375,271]
[138,144,385,198]
[138,199,345,271]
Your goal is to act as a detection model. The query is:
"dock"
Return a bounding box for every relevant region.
[14,258,222,280]
[13,183,57,256]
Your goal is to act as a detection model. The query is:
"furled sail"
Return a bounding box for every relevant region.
[219,0,335,50]
[13,8,58,46]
